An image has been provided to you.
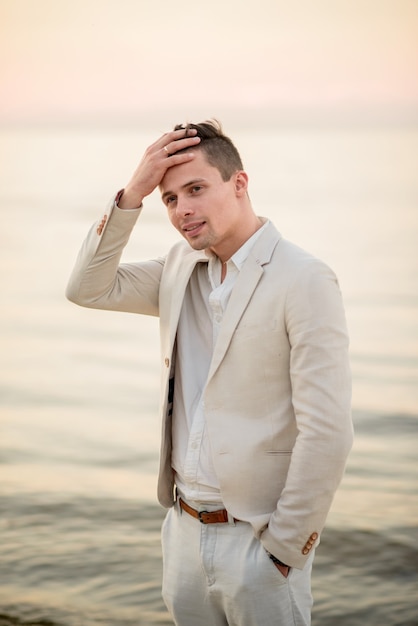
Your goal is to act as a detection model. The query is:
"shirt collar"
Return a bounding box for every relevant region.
[229,220,269,270]
[206,219,268,267]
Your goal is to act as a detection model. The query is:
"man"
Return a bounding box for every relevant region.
[66,120,353,625]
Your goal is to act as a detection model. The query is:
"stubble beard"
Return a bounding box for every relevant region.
[184,226,216,252]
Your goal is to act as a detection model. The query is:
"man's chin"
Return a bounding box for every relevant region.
[188,240,206,251]
[183,234,207,251]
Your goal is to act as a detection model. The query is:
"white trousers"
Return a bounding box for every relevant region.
[161,500,314,626]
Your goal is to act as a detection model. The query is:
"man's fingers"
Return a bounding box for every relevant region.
[121,129,201,204]
[157,128,201,170]
[161,133,201,157]
[163,127,198,143]
[161,149,197,168]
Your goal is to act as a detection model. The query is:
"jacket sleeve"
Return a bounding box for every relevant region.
[66,200,164,316]
[261,258,353,569]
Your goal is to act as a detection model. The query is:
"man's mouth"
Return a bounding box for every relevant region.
[182,221,205,235]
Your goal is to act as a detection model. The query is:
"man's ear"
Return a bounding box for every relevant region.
[234,171,249,196]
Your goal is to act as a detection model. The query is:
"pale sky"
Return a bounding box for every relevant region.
[1,0,417,126]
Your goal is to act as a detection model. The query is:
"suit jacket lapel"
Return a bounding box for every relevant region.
[165,249,208,356]
[207,222,281,381]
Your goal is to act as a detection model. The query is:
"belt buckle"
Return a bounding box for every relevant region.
[198,510,209,524]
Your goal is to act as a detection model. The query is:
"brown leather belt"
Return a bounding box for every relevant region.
[179,498,240,524]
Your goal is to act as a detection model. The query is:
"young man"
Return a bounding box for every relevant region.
[66,120,353,625]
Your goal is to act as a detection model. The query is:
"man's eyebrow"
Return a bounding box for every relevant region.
[161,178,206,201]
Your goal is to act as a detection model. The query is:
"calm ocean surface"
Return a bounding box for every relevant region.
[1,125,417,625]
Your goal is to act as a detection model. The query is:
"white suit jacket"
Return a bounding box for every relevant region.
[66,202,353,569]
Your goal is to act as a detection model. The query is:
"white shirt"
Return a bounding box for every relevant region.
[172,222,268,504]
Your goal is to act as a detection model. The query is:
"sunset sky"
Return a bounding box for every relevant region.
[1,0,417,126]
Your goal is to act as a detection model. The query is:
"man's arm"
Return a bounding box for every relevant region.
[66,128,201,313]
[261,258,353,569]
[65,202,165,315]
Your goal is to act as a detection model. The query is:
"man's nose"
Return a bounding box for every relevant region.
[175,197,193,217]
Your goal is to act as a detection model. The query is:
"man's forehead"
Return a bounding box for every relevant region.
[160,151,218,192]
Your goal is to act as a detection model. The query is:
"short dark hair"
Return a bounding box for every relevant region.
[172,119,244,181]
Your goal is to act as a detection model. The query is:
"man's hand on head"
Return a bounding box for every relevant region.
[117,128,201,209]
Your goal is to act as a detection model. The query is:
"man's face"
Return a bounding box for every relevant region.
[160,150,246,260]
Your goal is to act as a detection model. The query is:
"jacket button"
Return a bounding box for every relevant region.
[164,358,170,367]
[302,548,309,555]
[96,214,107,235]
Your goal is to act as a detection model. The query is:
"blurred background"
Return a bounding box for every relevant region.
[1,1,417,625]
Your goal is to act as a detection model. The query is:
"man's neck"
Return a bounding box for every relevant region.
[209,216,264,264]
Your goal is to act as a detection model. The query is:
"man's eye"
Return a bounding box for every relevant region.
[191,186,202,193]
[166,196,176,205]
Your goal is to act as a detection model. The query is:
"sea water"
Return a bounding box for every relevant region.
[0,124,417,625]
